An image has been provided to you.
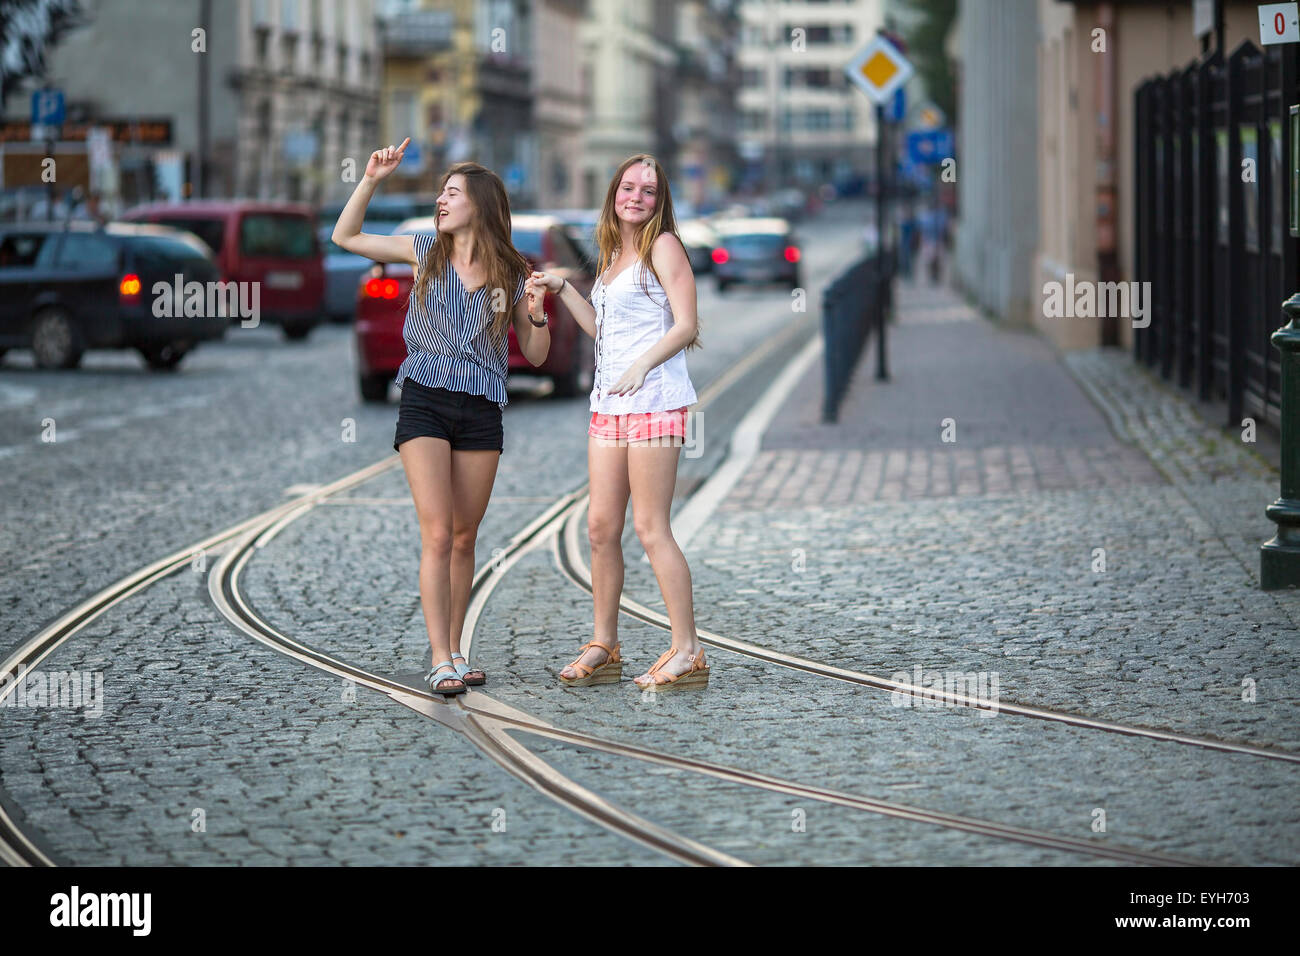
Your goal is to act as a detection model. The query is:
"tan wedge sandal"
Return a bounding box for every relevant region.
[634,646,709,692]
[559,640,622,686]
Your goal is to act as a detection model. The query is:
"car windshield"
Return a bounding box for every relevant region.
[724,233,788,253]
[511,228,545,258]
[239,214,315,258]
[129,236,218,275]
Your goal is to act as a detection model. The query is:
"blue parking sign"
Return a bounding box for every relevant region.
[31,89,65,125]
[906,128,953,165]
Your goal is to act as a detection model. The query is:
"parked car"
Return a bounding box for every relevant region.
[354,213,595,402]
[0,221,227,370]
[525,208,600,273]
[320,221,399,323]
[120,200,324,339]
[710,218,802,292]
[677,218,720,274]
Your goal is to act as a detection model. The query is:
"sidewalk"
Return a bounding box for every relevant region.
[670,277,1300,868]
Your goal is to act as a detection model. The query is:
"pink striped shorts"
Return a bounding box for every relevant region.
[588,406,689,443]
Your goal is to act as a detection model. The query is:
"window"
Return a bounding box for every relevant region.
[0,233,49,268]
[127,236,217,279]
[55,234,119,271]
[741,67,764,88]
[155,217,226,255]
[239,214,315,258]
[281,0,298,32]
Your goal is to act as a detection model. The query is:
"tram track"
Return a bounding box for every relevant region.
[211,488,1207,867]
[3,266,1290,866]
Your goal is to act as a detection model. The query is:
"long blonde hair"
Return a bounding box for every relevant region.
[595,154,701,350]
[411,162,528,340]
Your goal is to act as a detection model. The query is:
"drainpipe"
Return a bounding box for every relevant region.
[1095,2,1119,346]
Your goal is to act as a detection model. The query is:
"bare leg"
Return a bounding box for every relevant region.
[448,448,500,665]
[561,434,630,679]
[626,438,700,684]
[398,436,462,691]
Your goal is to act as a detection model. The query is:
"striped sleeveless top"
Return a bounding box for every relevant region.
[393,231,527,409]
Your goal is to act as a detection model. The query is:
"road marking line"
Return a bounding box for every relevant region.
[671,333,823,551]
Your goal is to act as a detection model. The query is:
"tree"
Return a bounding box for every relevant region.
[0,0,87,108]
[903,0,957,122]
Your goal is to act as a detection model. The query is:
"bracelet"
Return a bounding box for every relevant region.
[528,312,548,328]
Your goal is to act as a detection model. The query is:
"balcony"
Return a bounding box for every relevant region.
[381,10,454,57]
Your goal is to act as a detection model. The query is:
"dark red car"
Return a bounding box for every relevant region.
[354,213,595,402]
[120,200,325,340]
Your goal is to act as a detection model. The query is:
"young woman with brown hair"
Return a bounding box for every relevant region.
[333,139,550,696]
[528,154,706,690]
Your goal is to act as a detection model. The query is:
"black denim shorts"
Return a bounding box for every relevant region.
[393,378,503,453]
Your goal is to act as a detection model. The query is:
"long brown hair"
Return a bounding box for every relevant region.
[595,154,701,351]
[411,162,528,340]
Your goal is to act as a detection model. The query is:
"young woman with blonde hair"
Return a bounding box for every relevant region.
[528,154,706,690]
[333,139,550,696]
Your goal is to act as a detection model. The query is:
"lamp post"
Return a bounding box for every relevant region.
[1261,293,1300,588]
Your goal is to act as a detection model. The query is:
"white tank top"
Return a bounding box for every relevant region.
[589,259,698,414]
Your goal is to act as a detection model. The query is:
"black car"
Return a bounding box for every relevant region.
[0,221,227,370]
[711,218,802,292]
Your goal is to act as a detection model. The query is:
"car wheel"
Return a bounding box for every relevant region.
[359,373,390,403]
[717,279,730,294]
[31,308,84,369]
[138,342,190,371]
[282,321,313,340]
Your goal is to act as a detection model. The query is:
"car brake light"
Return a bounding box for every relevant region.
[784,246,800,263]
[364,277,400,299]
[119,273,142,303]
[711,248,729,264]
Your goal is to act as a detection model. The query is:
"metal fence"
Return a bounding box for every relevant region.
[1134,39,1295,430]
[821,250,892,422]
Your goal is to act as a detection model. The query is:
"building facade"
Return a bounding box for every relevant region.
[0,0,382,207]
[735,0,883,193]
[674,0,743,210]
[950,0,1039,331]
[578,0,678,207]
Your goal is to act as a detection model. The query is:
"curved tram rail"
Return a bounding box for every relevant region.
[3,312,1285,866]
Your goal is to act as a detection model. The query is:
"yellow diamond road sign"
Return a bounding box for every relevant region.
[845,34,914,105]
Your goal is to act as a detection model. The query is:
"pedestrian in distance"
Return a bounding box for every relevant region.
[528,153,708,690]
[332,139,551,697]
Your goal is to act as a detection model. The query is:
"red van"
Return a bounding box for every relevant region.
[120,201,325,339]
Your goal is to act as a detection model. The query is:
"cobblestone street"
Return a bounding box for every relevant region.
[4,227,1295,866]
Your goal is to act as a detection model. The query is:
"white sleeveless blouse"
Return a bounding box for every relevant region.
[589,260,698,414]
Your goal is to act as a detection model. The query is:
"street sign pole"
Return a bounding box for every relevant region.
[876,103,889,382]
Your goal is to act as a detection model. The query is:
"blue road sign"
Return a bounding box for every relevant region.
[889,88,906,123]
[906,128,953,165]
[31,89,65,126]
[504,164,525,190]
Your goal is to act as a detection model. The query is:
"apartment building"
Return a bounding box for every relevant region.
[735,0,884,192]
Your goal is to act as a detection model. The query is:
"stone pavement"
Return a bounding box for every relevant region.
[577,274,1300,863]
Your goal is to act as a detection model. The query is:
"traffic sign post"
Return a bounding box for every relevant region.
[31,89,64,223]
[844,32,913,383]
